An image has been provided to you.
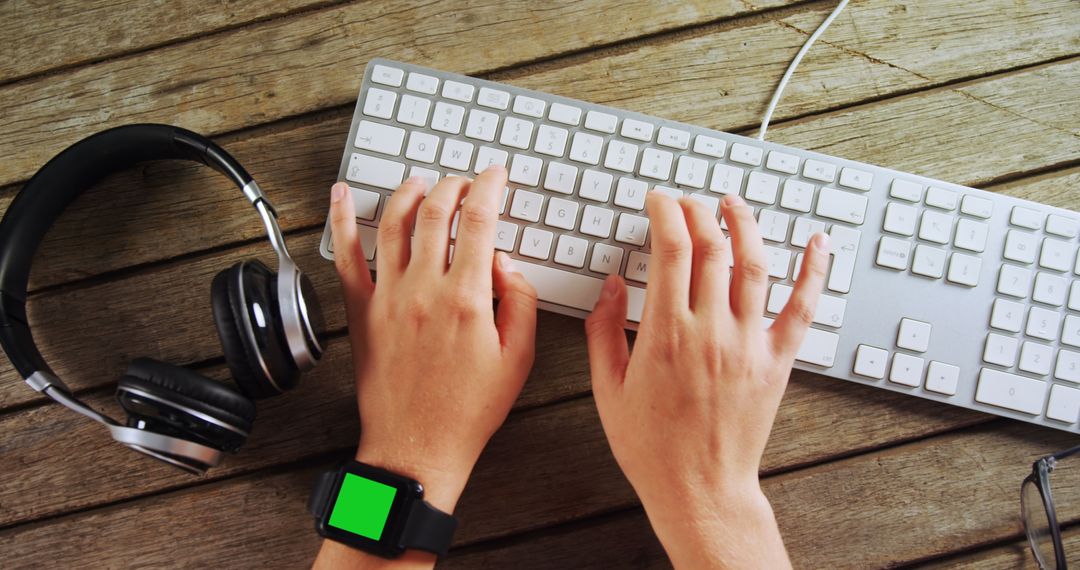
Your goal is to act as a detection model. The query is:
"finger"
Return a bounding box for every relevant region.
[412,175,471,274]
[723,194,769,320]
[678,197,730,316]
[376,177,426,284]
[493,252,538,369]
[329,182,374,300]
[642,192,693,318]
[769,233,831,359]
[449,165,506,287]
[584,274,630,397]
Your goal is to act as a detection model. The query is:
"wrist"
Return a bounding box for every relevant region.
[354,444,472,513]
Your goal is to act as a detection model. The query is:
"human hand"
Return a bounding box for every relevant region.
[585,193,831,569]
[326,166,537,515]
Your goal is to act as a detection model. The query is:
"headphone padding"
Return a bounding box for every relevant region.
[120,357,255,429]
[212,264,271,399]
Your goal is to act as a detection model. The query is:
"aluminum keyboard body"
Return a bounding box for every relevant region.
[320,58,1080,434]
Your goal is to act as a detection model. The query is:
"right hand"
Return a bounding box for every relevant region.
[584,193,831,569]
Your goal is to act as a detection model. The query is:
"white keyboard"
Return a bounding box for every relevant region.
[320,59,1080,434]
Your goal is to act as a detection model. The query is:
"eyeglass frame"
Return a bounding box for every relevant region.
[1023,444,1080,569]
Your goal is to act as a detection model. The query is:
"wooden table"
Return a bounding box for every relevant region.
[2,1,1078,567]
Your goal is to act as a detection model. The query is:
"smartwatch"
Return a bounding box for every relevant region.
[308,460,458,558]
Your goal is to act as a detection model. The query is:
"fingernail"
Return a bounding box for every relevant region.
[815,233,832,252]
[405,175,423,185]
[602,275,619,298]
[498,251,516,272]
[485,164,506,173]
[330,183,347,203]
[721,194,744,207]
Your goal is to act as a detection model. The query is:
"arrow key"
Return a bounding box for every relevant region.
[854,345,889,379]
[889,353,925,387]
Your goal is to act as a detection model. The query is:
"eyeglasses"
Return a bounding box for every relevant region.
[1023,444,1080,569]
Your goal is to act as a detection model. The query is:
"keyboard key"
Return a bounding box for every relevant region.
[355,120,405,156]
[911,244,946,278]
[509,154,543,186]
[590,243,624,275]
[465,109,499,142]
[827,225,860,293]
[519,227,554,260]
[689,194,720,217]
[604,140,639,173]
[890,179,923,202]
[816,187,868,225]
[348,187,380,221]
[674,156,709,188]
[1071,282,1080,311]
[890,353,925,387]
[746,171,780,204]
[657,127,690,150]
[621,119,654,142]
[615,213,649,246]
[946,252,981,287]
[1056,350,1080,383]
[997,264,1033,298]
[729,142,763,166]
[766,283,846,327]
[543,162,578,195]
[1048,385,1080,423]
[693,135,726,158]
[495,221,519,252]
[614,178,648,210]
[441,80,474,102]
[406,72,439,94]
[585,111,618,133]
[346,153,406,190]
[396,94,431,127]
[1033,272,1067,306]
[477,87,510,109]
[758,210,790,243]
[431,102,466,134]
[363,87,397,119]
[438,139,474,171]
[709,163,744,195]
[779,179,814,213]
[569,132,604,165]
[553,235,588,268]
[499,117,534,150]
[853,345,888,379]
[408,166,440,194]
[983,333,1019,367]
[990,298,1025,333]
[512,259,646,323]
[371,64,404,87]
[1064,315,1080,348]
[580,205,615,238]
[764,246,791,278]
[953,218,988,252]
[803,159,836,183]
[960,195,993,219]
[882,202,918,236]
[625,251,650,283]
[578,170,613,202]
[512,95,546,118]
[791,217,826,248]
[1039,238,1073,272]
[1046,214,1079,238]
[917,210,953,244]
[544,197,579,231]
[762,318,840,367]
[766,151,799,175]
[1010,206,1043,230]
[534,124,569,157]
[897,318,932,352]
[975,368,1047,415]
[925,361,960,395]
[875,236,911,270]
[639,148,674,181]
[652,186,683,200]
[473,146,508,172]
[1026,306,1061,342]
[549,103,582,126]
[405,131,440,164]
[925,186,958,210]
[1019,341,1053,376]
[509,189,544,222]
[838,167,872,191]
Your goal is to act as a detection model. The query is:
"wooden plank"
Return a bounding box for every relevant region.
[0,0,802,188]
[0,0,344,84]
[918,525,1079,569]
[2,59,1076,411]
[3,409,1071,567]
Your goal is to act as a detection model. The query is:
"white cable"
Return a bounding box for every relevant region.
[756,0,849,141]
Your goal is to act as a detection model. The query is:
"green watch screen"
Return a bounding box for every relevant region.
[328,473,398,540]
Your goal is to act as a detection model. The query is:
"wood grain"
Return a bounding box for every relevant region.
[0,0,346,84]
[3,58,1076,412]
[919,525,1079,569]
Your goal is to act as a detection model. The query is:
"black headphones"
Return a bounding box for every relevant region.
[0,124,324,474]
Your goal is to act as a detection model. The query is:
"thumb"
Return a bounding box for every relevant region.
[585,275,630,397]
[493,252,538,368]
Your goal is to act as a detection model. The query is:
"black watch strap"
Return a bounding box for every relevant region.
[308,470,337,518]
[400,498,458,556]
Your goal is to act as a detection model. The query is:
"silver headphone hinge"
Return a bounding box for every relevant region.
[26,370,70,393]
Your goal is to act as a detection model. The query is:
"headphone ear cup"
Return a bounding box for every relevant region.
[211,261,298,399]
[116,358,255,452]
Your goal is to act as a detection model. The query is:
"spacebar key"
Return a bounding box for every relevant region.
[511,259,646,323]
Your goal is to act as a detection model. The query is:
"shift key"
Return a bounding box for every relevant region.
[346,152,406,190]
